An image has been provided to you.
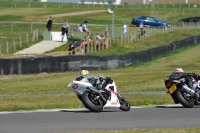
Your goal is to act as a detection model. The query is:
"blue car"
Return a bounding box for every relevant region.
[131,16,170,29]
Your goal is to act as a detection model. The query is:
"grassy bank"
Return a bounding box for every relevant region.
[0,1,200,111]
[0,43,200,111]
[1,2,200,55]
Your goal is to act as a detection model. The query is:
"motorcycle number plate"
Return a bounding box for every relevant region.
[169,84,177,94]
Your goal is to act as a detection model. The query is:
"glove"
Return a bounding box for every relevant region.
[106,77,113,84]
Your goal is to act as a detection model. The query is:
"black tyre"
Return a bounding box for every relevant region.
[194,91,199,105]
[81,91,103,112]
[174,89,194,108]
[77,95,82,101]
[118,94,130,111]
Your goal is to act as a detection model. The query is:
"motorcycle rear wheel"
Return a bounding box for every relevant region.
[174,89,194,108]
[81,91,103,112]
[118,94,130,111]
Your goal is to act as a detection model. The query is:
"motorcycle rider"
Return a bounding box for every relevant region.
[76,70,111,99]
[169,68,200,90]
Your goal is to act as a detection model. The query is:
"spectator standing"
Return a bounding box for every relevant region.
[95,32,102,51]
[122,22,127,38]
[80,32,92,55]
[82,21,89,32]
[138,23,147,39]
[102,30,109,49]
[61,19,69,42]
[46,16,52,31]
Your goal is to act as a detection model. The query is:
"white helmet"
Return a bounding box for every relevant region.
[175,68,184,73]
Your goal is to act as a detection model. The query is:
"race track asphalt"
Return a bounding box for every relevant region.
[0,105,200,133]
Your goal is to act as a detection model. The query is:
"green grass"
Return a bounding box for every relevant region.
[0,43,200,111]
[0,94,174,111]
[1,2,200,54]
[0,1,200,111]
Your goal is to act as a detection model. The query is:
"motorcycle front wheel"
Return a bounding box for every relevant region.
[174,89,194,108]
[81,91,104,112]
[118,94,131,111]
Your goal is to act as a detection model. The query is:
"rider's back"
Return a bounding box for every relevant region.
[169,72,187,80]
[76,74,97,86]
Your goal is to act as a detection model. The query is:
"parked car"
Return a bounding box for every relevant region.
[131,16,170,29]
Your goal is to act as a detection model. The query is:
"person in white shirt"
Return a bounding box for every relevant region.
[122,22,127,38]
[82,21,90,32]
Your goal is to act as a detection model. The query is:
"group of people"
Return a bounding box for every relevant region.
[45,17,119,46]
[68,32,92,55]
[95,30,109,51]
[46,17,90,42]
[73,21,90,33]
[45,16,108,54]
[68,40,80,54]
[68,30,109,55]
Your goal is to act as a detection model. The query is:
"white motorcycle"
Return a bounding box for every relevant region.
[68,77,130,112]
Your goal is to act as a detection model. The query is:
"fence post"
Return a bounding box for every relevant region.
[32,30,35,42]
[36,29,39,41]
[87,42,90,53]
[30,22,33,34]
[79,46,81,55]
[104,37,108,49]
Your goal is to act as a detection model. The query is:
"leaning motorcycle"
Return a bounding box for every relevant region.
[164,76,200,108]
[68,77,130,112]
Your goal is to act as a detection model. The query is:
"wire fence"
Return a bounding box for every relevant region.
[0,0,200,9]
[2,0,200,4]
[1,21,200,56]
[1,1,200,56]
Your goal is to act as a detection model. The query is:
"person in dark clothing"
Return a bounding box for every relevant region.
[68,43,75,55]
[46,16,52,31]
[169,68,200,90]
[61,19,69,42]
[76,70,111,99]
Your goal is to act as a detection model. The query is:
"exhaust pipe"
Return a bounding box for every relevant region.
[182,85,195,96]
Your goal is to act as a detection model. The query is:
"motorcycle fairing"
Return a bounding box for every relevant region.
[68,81,93,95]
[103,90,120,109]
[103,81,120,109]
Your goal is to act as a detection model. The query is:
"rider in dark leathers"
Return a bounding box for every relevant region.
[169,68,200,90]
[76,70,111,98]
